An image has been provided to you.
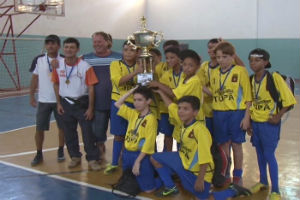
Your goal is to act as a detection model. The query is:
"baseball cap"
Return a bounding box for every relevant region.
[45,34,61,45]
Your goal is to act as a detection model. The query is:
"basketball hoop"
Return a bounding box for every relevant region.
[15,0,65,16]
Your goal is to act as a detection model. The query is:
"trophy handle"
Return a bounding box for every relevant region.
[153,31,163,47]
[127,35,138,49]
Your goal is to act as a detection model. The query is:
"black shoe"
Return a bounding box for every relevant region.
[230,183,252,197]
[57,148,65,162]
[31,154,43,166]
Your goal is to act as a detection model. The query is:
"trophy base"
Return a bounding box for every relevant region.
[137,73,153,86]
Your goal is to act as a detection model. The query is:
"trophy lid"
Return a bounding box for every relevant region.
[134,16,154,34]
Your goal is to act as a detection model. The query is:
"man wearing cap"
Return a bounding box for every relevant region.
[29,34,65,166]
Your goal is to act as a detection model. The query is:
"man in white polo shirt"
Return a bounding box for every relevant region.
[52,37,100,171]
[29,34,65,166]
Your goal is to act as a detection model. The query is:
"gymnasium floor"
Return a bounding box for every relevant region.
[0,92,299,200]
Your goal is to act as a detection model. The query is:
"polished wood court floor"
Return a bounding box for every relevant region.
[0,96,299,200]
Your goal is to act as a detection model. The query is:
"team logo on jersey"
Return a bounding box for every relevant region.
[142,120,147,127]
[188,130,195,139]
[231,74,238,82]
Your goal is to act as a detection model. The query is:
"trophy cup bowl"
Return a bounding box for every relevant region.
[127,17,163,85]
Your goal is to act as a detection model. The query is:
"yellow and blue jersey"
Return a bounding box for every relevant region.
[210,65,252,111]
[159,68,185,113]
[173,75,205,121]
[118,104,157,154]
[155,62,169,79]
[197,61,220,118]
[168,103,214,182]
[250,72,297,122]
[110,60,137,103]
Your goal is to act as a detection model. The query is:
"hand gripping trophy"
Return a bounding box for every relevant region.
[127,16,163,86]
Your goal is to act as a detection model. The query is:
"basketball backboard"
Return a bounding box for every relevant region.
[14,0,64,16]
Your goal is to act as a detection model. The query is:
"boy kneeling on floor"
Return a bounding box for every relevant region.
[114,86,162,193]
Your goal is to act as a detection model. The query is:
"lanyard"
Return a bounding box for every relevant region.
[173,69,182,88]
[180,119,197,144]
[133,111,150,135]
[121,60,135,74]
[64,61,76,84]
[46,54,52,73]
[219,65,234,92]
[254,71,266,100]
[207,62,218,82]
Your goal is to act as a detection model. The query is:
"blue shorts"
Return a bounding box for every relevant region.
[92,110,110,142]
[110,101,133,136]
[213,110,246,144]
[251,121,281,150]
[122,149,156,191]
[158,113,174,136]
[205,117,214,136]
[152,152,211,199]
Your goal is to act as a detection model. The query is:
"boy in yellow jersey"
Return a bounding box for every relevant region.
[155,40,180,79]
[149,49,205,137]
[198,38,220,135]
[208,42,252,186]
[105,41,143,174]
[199,38,245,184]
[248,49,296,200]
[115,86,161,192]
[157,47,184,151]
[151,93,251,199]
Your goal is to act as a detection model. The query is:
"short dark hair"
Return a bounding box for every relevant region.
[45,34,60,45]
[133,86,153,100]
[163,40,180,49]
[207,38,219,46]
[214,41,235,56]
[164,47,180,57]
[63,37,80,48]
[178,96,200,110]
[248,48,271,68]
[180,49,201,65]
[149,48,162,57]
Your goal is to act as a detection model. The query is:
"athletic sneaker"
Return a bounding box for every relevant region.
[229,183,252,197]
[68,157,81,168]
[104,164,118,174]
[57,148,65,162]
[250,182,268,194]
[31,154,43,166]
[269,192,281,200]
[88,160,101,171]
[160,186,179,197]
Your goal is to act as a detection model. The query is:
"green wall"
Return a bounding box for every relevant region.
[0,35,299,90]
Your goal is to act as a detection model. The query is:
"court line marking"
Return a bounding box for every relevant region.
[0,136,114,159]
[0,160,151,200]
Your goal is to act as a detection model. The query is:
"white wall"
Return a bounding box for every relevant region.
[3,0,299,39]
[257,0,300,38]
[146,0,300,40]
[11,0,146,39]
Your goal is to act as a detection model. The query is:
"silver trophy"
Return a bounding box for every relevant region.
[127,16,163,85]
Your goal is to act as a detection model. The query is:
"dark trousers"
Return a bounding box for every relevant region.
[60,98,99,161]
